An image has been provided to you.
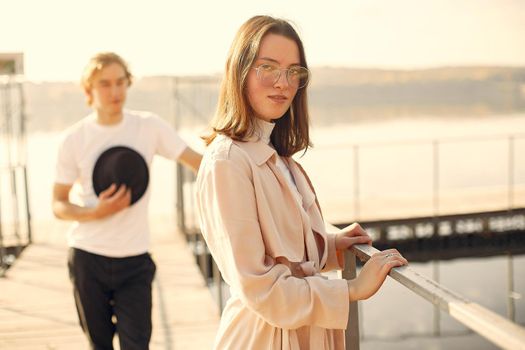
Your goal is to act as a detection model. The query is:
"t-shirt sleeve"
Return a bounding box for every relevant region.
[150,115,188,160]
[55,133,79,185]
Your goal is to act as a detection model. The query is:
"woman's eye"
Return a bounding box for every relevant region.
[260,64,275,71]
[289,67,300,76]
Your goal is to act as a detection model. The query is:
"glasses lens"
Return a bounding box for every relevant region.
[287,67,310,89]
[256,64,310,89]
[257,64,280,87]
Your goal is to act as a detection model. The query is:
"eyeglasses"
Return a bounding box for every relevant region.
[253,64,310,89]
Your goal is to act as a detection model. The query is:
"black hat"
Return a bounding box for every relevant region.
[92,146,149,205]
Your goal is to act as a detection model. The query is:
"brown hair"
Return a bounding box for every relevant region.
[204,16,311,157]
[81,52,133,106]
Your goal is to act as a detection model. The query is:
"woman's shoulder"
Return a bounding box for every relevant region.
[198,135,255,184]
[205,134,252,162]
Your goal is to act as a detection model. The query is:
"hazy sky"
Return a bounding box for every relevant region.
[1,0,524,82]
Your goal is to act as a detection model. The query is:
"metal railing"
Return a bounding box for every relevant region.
[0,77,31,276]
[312,133,525,222]
[339,239,525,350]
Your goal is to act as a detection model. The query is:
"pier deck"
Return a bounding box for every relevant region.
[0,219,219,349]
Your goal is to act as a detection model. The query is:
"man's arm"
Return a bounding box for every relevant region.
[52,183,131,221]
[177,147,203,174]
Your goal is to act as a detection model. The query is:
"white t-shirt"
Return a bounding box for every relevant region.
[55,110,187,257]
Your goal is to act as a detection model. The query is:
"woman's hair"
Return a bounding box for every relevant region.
[205,15,311,157]
[81,52,133,106]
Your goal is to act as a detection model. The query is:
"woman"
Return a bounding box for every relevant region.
[196,15,408,350]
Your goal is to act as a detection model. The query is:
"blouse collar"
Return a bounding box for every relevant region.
[253,117,275,145]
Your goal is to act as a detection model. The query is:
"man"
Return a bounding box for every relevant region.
[52,52,201,349]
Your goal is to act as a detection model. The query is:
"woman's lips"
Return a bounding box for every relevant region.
[268,95,288,103]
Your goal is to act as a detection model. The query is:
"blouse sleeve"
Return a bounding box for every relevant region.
[321,233,345,272]
[196,150,349,330]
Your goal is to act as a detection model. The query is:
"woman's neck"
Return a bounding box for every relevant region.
[254,117,275,144]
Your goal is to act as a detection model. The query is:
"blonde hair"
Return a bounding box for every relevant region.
[205,16,311,157]
[81,52,133,105]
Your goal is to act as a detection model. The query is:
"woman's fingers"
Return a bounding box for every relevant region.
[347,235,372,245]
[380,250,409,269]
[336,222,373,250]
[337,234,372,250]
[342,222,368,237]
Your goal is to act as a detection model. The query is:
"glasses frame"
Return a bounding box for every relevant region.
[252,64,310,89]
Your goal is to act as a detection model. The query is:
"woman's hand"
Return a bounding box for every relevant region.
[348,249,408,301]
[335,222,372,251]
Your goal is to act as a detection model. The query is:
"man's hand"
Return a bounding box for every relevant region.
[94,184,131,219]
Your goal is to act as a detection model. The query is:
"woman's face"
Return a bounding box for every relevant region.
[246,33,300,122]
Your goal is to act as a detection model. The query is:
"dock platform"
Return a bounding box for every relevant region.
[0,219,219,349]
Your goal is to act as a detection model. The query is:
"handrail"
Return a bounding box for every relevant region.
[327,223,525,350]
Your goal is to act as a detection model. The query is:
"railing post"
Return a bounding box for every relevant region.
[175,163,186,233]
[343,250,360,350]
[432,260,441,336]
[197,236,209,283]
[507,136,516,322]
[353,145,360,220]
[19,82,31,245]
[0,184,4,276]
[508,136,514,209]
[172,77,186,235]
[432,140,441,336]
[22,166,31,244]
[507,253,515,322]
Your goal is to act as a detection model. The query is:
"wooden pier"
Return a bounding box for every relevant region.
[0,218,219,349]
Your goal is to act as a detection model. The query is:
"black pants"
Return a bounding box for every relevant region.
[68,248,156,350]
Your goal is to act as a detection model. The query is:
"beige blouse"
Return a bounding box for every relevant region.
[196,123,350,350]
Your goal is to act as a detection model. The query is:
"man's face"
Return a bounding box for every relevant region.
[87,63,129,116]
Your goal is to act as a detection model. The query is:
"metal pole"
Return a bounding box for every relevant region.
[343,251,360,350]
[508,136,514,210]
[432,140,441,336]
[22,167,31,244]
[6,80,22,251]
[198,236,209,283]
[172,78,186,234]
[19,82,31,244]
[507,253,515,321]
[0,83,5,274]
[176,164,186,234]
[353,145,360,220]
[0,169,5,275]
[433,140,440,217]
[506,136,516,321]
[432,260,441,336]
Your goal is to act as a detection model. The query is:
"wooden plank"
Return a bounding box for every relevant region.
[0,219,219,349]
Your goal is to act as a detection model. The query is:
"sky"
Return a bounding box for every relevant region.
[1,0,524,82]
